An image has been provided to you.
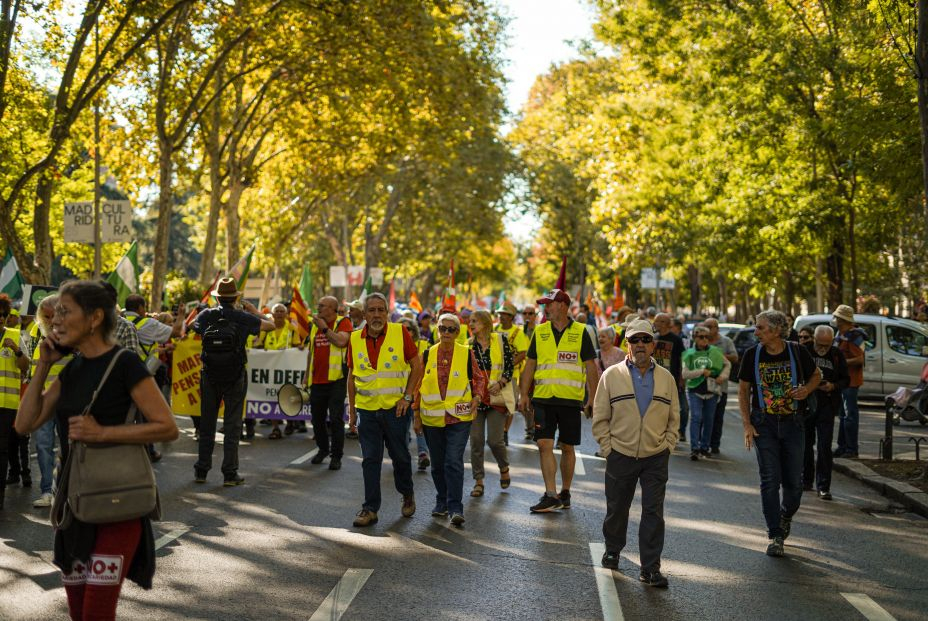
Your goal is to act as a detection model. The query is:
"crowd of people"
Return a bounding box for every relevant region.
[0,278,873,617]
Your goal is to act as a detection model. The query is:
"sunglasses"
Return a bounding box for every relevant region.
[522,311,535,315]
[438,325,459,334]
[627,336,654,344]
[799,335,812,341]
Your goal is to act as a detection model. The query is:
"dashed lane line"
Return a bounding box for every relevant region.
[589,543,624,621]
[308,568,373,621]
[291,448,320,465]
[841,593,898,621]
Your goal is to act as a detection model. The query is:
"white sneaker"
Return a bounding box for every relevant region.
[33,492,54,508]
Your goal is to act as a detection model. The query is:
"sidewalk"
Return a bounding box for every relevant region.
[833,457,928,518]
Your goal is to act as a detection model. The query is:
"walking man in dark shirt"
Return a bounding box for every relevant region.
[652,313,684,437]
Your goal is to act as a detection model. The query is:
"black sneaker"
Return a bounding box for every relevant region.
[194,469,207,484]
[818,490,833,500]
[700,449,711,458]
[328,458,342,471]
[766,537,785,557]
[601,550,620,569]
[296,422,308,433]
[780,516,792,541]
[530,494,563,513]
[243,430,255,440]
[418,453,430,471]
[639,570,669,588]
[311,451,329,465]
[5,473,19,485]
[223,474,245,487]
[21,473,32,488]
[710,447,720,455]
[431,505,448,517]
[690,450,699,461]
[558,490,571,509]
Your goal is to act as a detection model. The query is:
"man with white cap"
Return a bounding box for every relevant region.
[832,304,865,458]
[495,301,528,443]
[519,288,600,513]
[592,318,679,587]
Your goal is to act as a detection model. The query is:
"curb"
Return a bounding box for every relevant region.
[833,458,928,518]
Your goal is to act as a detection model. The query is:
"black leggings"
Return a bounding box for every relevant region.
[0,408,15,492]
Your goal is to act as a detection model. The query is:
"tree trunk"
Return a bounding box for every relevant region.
[33,168,54,283]
[825,237,844,309]
[688,264,699,315]
[150,143,174,310]
[718,275,727,319]
[848,201,858,301]
[917,0,928,233]
[225,176,245,269]
[198,92,224,285]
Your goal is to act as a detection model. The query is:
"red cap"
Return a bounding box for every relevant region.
[536,289,571,305]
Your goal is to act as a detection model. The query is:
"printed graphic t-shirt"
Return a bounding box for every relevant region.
[738,343,816,414]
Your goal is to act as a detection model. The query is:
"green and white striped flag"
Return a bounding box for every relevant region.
[0,248,24,300]
[106,241,140,307]
[226,242,255,292]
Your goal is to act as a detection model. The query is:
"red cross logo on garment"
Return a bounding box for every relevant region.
[107,563,118,573]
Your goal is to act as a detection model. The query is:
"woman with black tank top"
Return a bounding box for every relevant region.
[16,280,178,621]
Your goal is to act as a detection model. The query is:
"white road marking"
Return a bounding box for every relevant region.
[589,543,624,621]
[511,442,586,475]
[841,593,897,621]
[308,568,373,621]
[154,528,190,550]
[291,448,320,465]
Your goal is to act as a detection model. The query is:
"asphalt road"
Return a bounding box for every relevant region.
[2,401,927,621]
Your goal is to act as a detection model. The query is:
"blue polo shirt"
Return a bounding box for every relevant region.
[626,358,655,417]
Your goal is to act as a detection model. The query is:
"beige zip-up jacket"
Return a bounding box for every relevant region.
[592,359,680,458]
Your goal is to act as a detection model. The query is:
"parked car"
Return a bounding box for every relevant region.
[794,313,928,397]
[729,327,757,377]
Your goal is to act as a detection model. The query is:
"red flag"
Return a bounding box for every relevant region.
[290,287,310,342]
[184,271,221,329]
[555,256,567,290]
[441,259,456,311]
[612,275,625,310]
[388,277,396,312]
[409,291,423,313]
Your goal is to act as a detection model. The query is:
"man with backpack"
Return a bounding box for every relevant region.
[192,278,274,486]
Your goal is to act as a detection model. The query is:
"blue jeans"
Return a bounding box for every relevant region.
[678,386,688,439]
[752,412,805,538]
[687,392,718,452]
[406,413,430,456]
[358,408,414,512]
[33,417,57,494]
[709,391,728,450]
[424,422,472,515]
[837,386,860,455]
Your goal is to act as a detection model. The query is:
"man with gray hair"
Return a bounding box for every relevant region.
[738,309,820,557]
[803,325,849,500]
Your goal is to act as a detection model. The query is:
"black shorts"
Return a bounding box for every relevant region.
[533,402,582,445]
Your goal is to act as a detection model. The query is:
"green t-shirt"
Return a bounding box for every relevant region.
[682,345,726,390]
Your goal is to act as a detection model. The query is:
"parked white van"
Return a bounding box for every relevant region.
[794,314,928,397]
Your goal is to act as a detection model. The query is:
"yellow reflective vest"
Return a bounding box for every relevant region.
[263,324,297,351]
[30,325,72,390]
[350,323,410,411]
[0,327,23,409]
[419,342,473,427]
[308,316,348,382]
[533,321,586,402]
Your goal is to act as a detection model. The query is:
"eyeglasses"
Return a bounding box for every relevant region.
[438,325,459,334]
[522,311,536,315]
[626,336,653,344]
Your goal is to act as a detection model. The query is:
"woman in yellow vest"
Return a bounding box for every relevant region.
[256,303,301,439]
[467,309,514,498]
[0,293,29,510]
[413,313,478,527]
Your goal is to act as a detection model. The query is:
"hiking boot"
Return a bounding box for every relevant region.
[766,537,785,557]
[328,458,342,471]
[780,516,792,541]
[639,570,669,588]
[601,550,620,569]
[530,494,563,513]
[558,490,571,509]
[223,474,245,487]
[401,494,416,518]
[450,513,465,527]
[311,451,329,465]
[353,509,378,527]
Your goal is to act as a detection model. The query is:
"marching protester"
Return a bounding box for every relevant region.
[494,302,527,446]
[704,317,739,454]
[415,313,478,526]
[521,304,538,341]
[15,280,178,619]
[398,317,430,470]
[191,278,273,486]
[738,310,820,557]
[347,300,364,329]
[802,325,849,499]
[832,304,865,459]
[592,318,679,587]
[258,303,301,439]
[305,296,353,469]
[682,325,730,460]
[348,293,423,527]
[652,313,685,441]
[417,310,436,346]
[0,293,29,510]
[519,288,600,513]
[597,326,624,371]
[468,309,514,498]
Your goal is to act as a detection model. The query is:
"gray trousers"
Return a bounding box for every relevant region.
[603,449,669,573]
[470,409,509,481]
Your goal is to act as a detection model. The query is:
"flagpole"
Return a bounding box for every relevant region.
[92,16,102,279]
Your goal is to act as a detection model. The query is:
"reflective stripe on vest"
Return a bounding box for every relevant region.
[32,337,72,390]
[350,323,410,410]
[533,321,586,401]
[128,315,155,359]
[309,317,348,382]
[0,328,22,409]
[264,325,295,351]
[419,342,473,427]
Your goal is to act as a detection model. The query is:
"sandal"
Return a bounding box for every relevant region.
[470,482,485,497]
[500,468,511,490]
[269,428,282,440]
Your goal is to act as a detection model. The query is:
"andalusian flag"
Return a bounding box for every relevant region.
[0,248,24,300]
[358,275,373,303]
[290,264,312,341]
[105,241,140,307]
[226,243,255,291]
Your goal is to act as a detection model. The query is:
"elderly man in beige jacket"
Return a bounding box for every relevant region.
[592,318,679,588]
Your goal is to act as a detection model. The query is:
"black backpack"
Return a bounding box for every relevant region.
[201,308,245,377]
